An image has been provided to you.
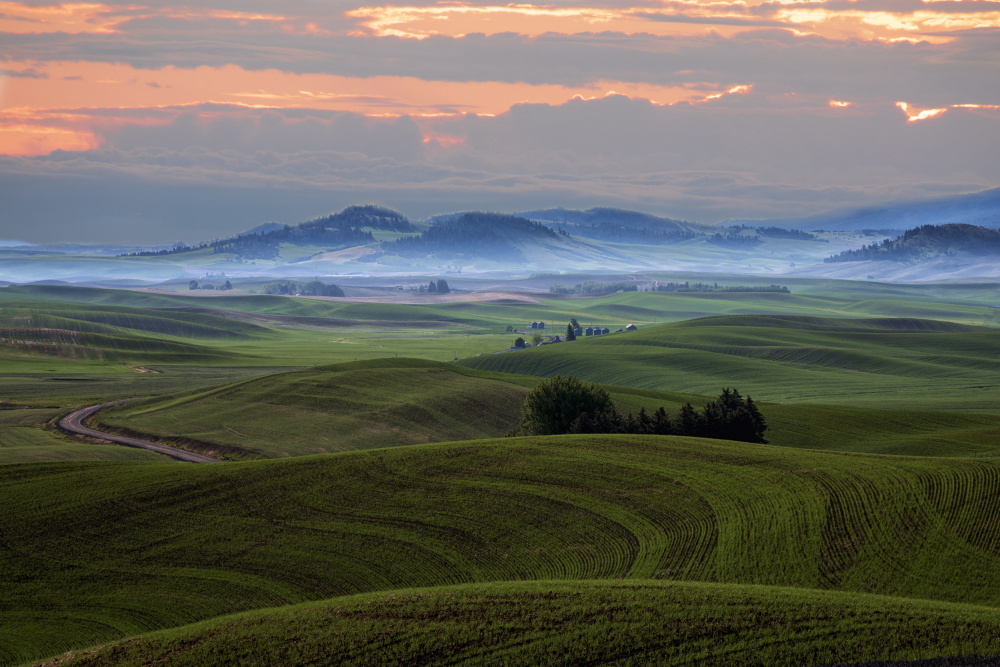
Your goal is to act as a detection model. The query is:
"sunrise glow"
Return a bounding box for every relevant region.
[0,0,995,228]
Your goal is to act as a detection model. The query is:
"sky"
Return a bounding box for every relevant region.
[0,0,998,243]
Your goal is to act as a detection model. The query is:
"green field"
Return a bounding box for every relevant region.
[463,315,1000,411]
[39,580,1000,666]
[97,360,531,458]
[3,280,1000,665]
[90,358,1000,459]
[6,436,1000,665]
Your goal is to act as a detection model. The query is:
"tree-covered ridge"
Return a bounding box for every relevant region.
[825,223,1000,263]
[382,212,560,261]
[123,205,413,259]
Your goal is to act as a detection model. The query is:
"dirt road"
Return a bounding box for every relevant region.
[58,403,219,464]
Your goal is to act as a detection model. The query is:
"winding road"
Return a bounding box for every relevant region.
[58,403,220,463]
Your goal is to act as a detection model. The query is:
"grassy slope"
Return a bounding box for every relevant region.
[40,580,1000,667]
[462,315,1000,410]
[0,408,163,463]
[6,436,1000,664]
[97,361,530,457]
[93,358,1000,459]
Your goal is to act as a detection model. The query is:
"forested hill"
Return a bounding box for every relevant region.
[520,207,703,245]
[825,224,1000,263]
[127,205,414,260]
[381,212,561,261]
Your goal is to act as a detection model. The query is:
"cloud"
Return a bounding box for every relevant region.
[0,96,995,243]
[0,66,46,78]
[3,29,996,108]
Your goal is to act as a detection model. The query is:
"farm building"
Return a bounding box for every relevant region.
[626,324,638,331]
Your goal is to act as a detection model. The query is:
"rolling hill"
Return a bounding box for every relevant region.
[461,315,1000,411]
[39,580,1000,666]
[6,436,1000,664]
[826,224,1000,264]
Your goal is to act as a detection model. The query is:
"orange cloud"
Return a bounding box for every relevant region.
[0,60,736,118]
[0,2,298,35]
[346,2,1000,44]
[0,2,136,34]
[0,121,99,155]
[829,99,854,108]
[896,101,947,121]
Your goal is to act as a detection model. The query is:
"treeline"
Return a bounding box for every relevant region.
[550,282,639,295]
[708,233,761,248]
[825,224,1000,263]
[650,282,789,293]
[260,280,344,297]
[729,225,818,241]
[514,376,767,444]
[383,212,557,261]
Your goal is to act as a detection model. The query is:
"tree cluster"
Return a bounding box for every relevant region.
[728,225,819,241]
[425,279,450,293]
[550,281,639,295]
[260,280,344,296]
[513,375,767,443]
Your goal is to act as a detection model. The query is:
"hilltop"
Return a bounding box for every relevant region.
[826,224,1000,263]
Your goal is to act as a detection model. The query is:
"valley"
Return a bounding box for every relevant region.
[1,278,999,665]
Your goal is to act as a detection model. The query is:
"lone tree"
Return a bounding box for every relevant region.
[515,375,614,436]
[513,336,526,348]
[565,324,576,341]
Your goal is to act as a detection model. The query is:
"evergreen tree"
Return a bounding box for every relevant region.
[428,280,437,293]
[436,279,450,294]
[652,406,671,435]
[675,403,700,436]
[188,280,198,290]
[514,337,526,348]
[566,324,576,341]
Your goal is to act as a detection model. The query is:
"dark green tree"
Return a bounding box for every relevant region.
[514,337,526,348]
[428,280,437,293]
[436,279,450,294]
[565,324,576,341]
[188,280,198,290]
[675,403,700,437]
[516,375,615,436]
[651,406,671,435]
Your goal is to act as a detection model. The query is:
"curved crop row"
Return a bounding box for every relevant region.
[5,436,1000,663]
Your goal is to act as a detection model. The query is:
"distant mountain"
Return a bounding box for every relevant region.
[825,224,1000,264]
[127,205,415,260]
[766,188,1000,232]
[382,212,560,262]
[519,207,707,245]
